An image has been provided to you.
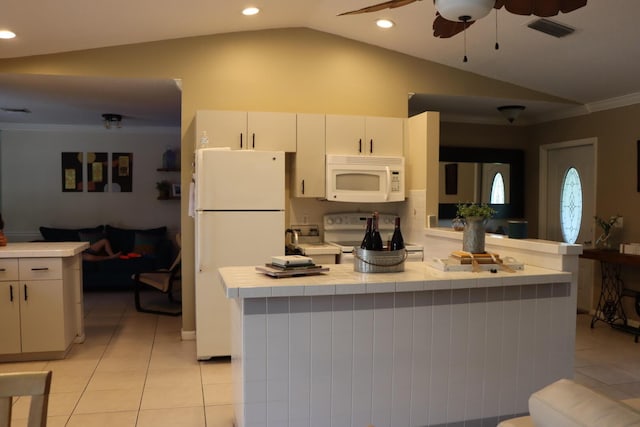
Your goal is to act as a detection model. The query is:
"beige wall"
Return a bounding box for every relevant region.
[0,27,578,333]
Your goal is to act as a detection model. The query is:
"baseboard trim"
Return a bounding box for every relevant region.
[181,329,196,341]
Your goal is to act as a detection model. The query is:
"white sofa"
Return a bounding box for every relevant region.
[498,379,640,427]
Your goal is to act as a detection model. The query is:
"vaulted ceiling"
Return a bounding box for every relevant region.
[1,0,638,125]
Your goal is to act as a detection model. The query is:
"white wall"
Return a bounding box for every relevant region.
[0,127,180,241]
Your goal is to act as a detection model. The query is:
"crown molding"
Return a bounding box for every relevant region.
[0,122,180,134]
[586,92,640,113]
[442,91,640,126]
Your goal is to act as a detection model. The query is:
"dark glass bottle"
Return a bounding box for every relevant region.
[389,217,405,251]
[360,217,373,250]
[370,212,384,251]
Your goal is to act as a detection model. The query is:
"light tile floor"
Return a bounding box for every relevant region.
[4,292,640,426]
[2,291,234,427]
[574,314,640,400]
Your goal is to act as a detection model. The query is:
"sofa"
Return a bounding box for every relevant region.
[498,378,640,427]
[39,225,176,291]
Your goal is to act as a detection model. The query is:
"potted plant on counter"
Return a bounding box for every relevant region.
[456,202,496,253]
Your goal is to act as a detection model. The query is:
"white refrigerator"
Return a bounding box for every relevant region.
[195,148,285,359]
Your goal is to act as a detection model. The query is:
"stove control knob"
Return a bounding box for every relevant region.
[335,217,343,224]
[326,218,334,225]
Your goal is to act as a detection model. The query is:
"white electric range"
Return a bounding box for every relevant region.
[323,212,424,264]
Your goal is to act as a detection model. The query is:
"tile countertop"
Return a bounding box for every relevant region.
[219,262,572,299]
[0,242,89,258]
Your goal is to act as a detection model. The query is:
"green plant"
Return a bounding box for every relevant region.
[156,180,171,192]
[594,214,621,236]
[456,202,496,219]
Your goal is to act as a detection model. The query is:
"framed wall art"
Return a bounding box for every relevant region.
[61,152,83,192]
[111,152,133,192]
[87,152,108,192]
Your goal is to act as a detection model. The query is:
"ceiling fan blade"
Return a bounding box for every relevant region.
[503,0,534,15]
[337,0,419,16]
[433,13,475,38]
[502,0,587,17]
[560,0,587,13]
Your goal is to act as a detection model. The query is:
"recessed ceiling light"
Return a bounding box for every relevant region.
[0,30,16,39]
[376,19,394,29]
[242,7,260,16]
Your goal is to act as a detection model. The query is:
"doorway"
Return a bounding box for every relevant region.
[539,138,597,312]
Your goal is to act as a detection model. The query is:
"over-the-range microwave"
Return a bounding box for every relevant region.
[325,154,405,203]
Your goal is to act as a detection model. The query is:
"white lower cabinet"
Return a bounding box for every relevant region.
[0,257,75,358]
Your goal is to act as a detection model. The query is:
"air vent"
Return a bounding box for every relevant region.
[528,18,575,38]
[1,107,31,113]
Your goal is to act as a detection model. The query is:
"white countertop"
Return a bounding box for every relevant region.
[425,227,583,255]
[0,242,89,258]
[220,262,572,299]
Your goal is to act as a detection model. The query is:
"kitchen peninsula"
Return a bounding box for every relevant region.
[0,242,88,361]
[220,239,579,427]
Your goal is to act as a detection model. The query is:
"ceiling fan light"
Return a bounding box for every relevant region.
[434,0,495,22]
[497,105,525,123]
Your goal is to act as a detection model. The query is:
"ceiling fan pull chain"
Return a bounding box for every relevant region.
[463,20,468,62]
[495,9,500,50]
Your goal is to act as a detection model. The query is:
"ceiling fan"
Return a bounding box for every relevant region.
[339,0,587,39]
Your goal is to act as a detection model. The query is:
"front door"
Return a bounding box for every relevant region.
[540,138,596,312]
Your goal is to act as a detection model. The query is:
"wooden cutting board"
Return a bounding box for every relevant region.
[450,251,500,265]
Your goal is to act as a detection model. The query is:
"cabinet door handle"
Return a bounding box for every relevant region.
[24,284,28,301]
[370,139,373,153]
[0,268,6,272]
[9,285,13,302]
[301,179,305,195]
[358,138,362,153]
[252,133,255,149]
[240,133,243,149]
[31,267,49,271]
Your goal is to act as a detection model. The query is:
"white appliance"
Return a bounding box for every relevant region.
[323,213,423,264]
[326,154,405,203]
[195,148,285,359]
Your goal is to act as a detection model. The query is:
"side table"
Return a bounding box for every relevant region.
[580,248,640,342]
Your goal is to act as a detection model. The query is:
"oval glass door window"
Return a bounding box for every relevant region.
[490,172,505,204]
[560,167,583,244]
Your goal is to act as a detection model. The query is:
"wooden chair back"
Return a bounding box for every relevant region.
[0,371,52,427]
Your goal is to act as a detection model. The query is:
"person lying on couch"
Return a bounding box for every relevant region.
[83,238,122,261]
[0,213,6,246]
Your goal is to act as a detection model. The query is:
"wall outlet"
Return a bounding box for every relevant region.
[303,214,309,224]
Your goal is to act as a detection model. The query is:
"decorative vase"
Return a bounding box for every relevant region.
[596,230,617,250]
[462,216,487,253]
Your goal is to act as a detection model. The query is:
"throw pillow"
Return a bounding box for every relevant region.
[105,225,167,253]
[40,226,104,242]
[78,230,105,245]
[133,232,162,256]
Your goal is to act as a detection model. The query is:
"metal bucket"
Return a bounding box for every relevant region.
[354,247,407,273]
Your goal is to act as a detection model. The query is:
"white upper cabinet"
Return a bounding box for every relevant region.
[292,114,325,198]
[248,112,297,152]
[325,114,403,156]
[196,110,296,152]
[364,116,404,156]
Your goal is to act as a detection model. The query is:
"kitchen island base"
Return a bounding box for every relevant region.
[222,264,575,427]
